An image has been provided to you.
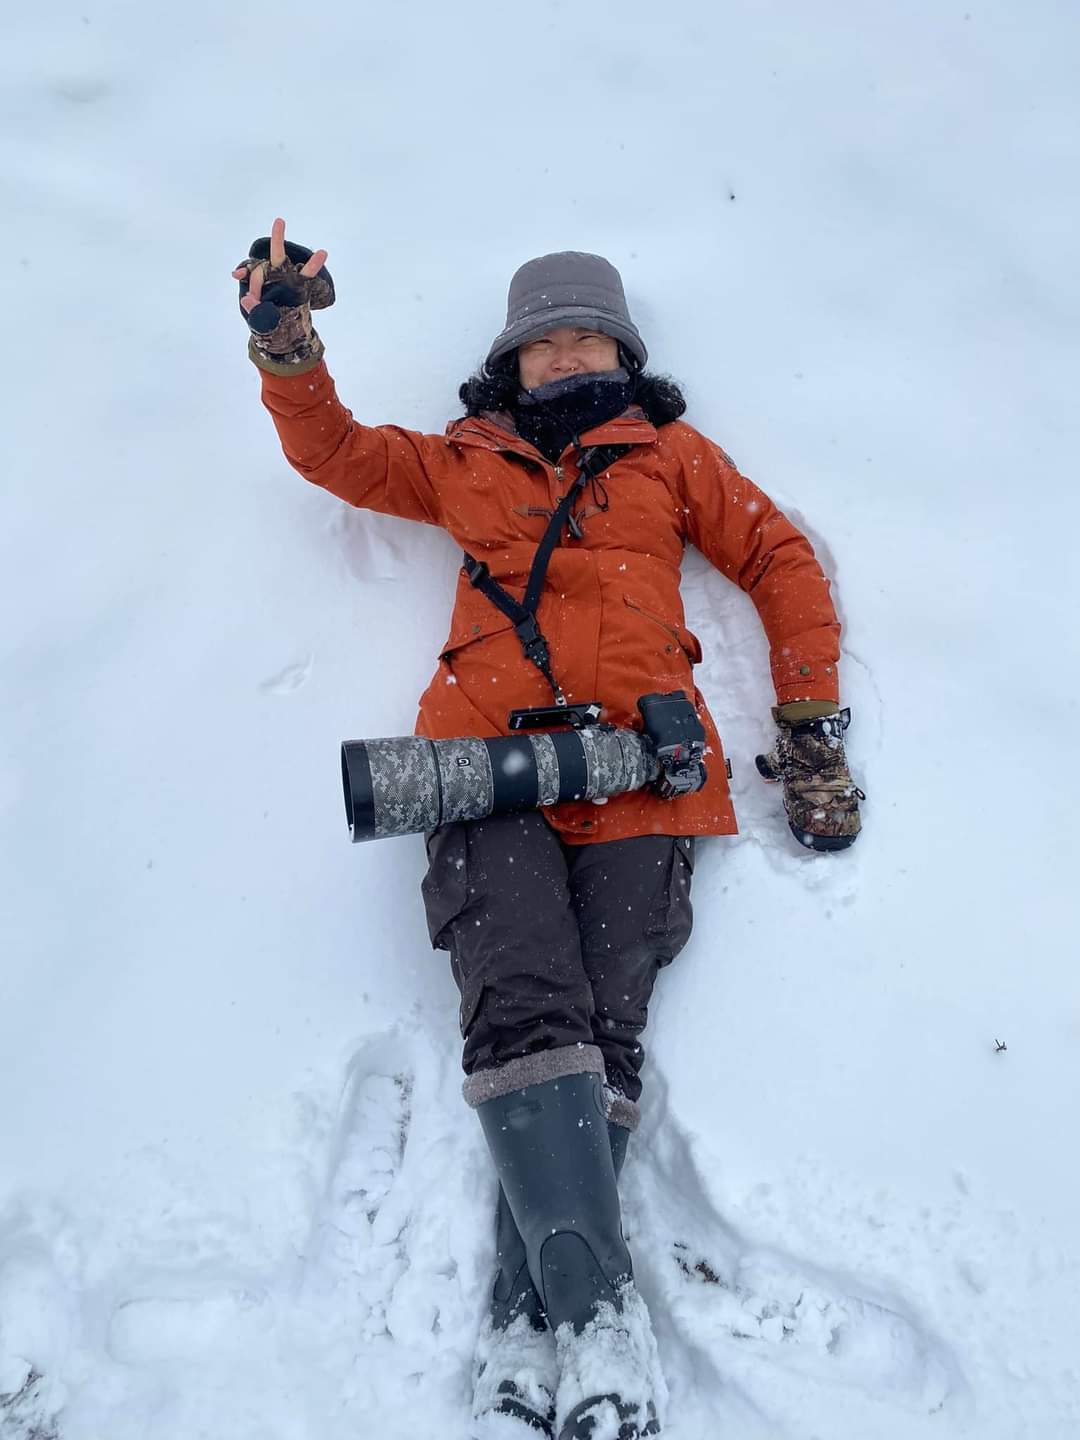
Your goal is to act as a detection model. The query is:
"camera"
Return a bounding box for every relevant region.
[340,692,707,842]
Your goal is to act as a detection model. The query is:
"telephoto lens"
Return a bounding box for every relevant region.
[341,728,656,842]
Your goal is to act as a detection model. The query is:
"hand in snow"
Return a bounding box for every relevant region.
[232,217,334,372]
[756,707,864,851]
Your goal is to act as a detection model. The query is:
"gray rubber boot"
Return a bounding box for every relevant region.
[477,1073,630,1333]
[476,1074,660,1438]
[476,1121,631,1436]
[492,1120,630,1330]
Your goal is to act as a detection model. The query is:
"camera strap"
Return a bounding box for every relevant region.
[463,443,630,706]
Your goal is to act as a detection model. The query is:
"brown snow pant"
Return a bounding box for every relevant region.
[421,812,694,1125]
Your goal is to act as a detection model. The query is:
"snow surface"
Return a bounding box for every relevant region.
[3,1,1080,1436]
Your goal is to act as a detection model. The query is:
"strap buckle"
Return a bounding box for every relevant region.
[463,556,489,586]
[514,615,551,671]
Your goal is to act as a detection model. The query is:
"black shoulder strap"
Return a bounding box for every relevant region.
[463,444,630,704]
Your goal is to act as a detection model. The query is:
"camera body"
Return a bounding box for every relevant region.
[637,691,708,799]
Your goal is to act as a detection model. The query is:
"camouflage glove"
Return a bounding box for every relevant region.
[235,236,335,375]
[756,705,864,851]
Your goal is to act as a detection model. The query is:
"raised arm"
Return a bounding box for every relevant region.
[233,218,449,527]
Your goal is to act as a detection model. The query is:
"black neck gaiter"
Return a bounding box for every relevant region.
[512,369,634,463]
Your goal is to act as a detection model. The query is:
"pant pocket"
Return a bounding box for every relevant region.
[420,824,469,951]
[456,970,487,1041]
[646,836,695,963]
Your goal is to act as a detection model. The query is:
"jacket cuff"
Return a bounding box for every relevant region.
[247,332,325,377]
[772,650,840,706]
[774,699,842,724]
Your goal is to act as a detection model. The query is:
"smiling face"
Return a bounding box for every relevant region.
[517,326,620,389]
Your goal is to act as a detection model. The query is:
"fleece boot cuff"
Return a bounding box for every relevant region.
[463,1045,641,1131]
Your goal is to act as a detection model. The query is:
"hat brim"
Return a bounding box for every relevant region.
[486,306,647,370]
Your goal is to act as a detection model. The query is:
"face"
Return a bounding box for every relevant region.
[517,326,620,389]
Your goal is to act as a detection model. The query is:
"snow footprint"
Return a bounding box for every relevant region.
[107,1282,274,1366]
[258,654,313,695]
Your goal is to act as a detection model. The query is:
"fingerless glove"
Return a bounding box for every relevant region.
[756,706,864,851]
[236,237,335,375]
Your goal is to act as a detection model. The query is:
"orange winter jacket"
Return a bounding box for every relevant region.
[258,361,841,844]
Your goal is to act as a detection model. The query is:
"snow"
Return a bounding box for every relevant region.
[3,1,1080,1437]
[472,1311,557,1427]
[553,1285,668,1435]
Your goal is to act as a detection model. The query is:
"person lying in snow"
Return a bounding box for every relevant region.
[233,219,863,1440]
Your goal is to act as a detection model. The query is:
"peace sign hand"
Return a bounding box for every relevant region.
[232,217,334,373]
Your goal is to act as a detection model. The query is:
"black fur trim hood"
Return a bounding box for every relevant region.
[457,360,688,431]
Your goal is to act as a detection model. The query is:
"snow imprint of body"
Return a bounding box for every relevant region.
[97,1037,419,1381]
[293,1033,415,1333]
[0,1030,490,1440]
[331,508,409,583]
[620,1064,966,1436]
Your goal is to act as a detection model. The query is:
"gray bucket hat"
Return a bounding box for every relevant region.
[486,251,647,371]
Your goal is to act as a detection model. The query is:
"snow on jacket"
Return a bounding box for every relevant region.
[257,360,841,844]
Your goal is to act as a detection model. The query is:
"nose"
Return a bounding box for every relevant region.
[550,351,580,374]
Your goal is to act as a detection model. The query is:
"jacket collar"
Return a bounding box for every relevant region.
[445,409,658,464]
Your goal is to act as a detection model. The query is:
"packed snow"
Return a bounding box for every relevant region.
[3,1,1079,1437]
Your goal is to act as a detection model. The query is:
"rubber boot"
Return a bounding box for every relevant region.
[476,1073,661,1439]
[473,1122,630,1437]
[493,1120,631,1328]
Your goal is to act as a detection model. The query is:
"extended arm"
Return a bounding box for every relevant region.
[675,426,862,848]
[675,426,840,708]
[235,218,450,527]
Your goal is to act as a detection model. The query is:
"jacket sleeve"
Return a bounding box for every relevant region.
[255,358,450,527]
[673,424,841,707]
